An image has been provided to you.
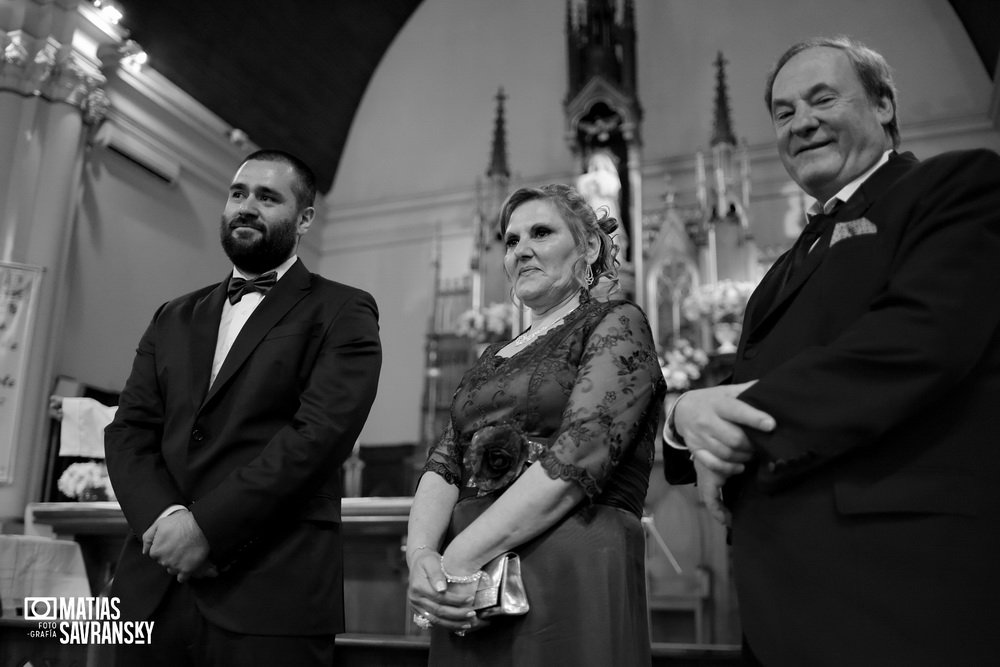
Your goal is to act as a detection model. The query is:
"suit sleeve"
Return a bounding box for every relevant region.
[190,290,382,564]
[105,304,188,535]
[739,150,1000,487]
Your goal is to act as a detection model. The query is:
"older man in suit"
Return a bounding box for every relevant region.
[106,150,382,666]
[666,37,1000,665]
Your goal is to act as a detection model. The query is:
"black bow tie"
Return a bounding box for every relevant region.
[228,271,277,304]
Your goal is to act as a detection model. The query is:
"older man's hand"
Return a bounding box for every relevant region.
[675,381,775,475]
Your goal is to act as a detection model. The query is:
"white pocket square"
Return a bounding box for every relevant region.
[830,218,877,246]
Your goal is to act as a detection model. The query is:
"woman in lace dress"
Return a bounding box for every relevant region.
[406,184,667,666]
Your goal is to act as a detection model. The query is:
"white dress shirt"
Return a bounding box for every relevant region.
[210,255,298,387]
[807,150,891,217]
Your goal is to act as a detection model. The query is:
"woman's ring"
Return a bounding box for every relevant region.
[413,613,433,630]
[454,629,467,637]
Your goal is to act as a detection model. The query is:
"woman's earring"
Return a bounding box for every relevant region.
[585,264,594,286]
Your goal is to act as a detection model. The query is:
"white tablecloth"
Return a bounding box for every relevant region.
[0,534,90,617]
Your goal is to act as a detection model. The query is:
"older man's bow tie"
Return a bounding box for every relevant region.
[228,271,277,304]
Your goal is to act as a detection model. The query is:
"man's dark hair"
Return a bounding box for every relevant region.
[239,149,317,209]
[764,36,900,148]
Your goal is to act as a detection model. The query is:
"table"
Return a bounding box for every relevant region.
[25,498,415,634]
[0,534,90,618]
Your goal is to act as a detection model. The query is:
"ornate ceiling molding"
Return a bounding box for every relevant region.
[0,29,107,112]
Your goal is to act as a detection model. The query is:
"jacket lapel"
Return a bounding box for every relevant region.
[190,278,230,408]
[200,259,312,409]
[745,152,918,338]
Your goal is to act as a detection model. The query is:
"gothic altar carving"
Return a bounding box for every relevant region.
[564,0,642,301]
[576,150,628,261]
[644,52,761,361]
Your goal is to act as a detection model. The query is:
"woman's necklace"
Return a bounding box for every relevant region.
[512,297,580,348]
[512,320,560,347]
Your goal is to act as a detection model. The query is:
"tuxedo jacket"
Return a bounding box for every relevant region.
[105,259,381,636]
[703,150,1000,665]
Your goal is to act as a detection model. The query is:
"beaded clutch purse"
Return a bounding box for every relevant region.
[472,552,529,618]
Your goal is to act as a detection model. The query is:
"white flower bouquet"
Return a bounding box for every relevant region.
[682,280,756,324]
[57,461,116,501]
[659,338,710,392]
[454,302,514,343]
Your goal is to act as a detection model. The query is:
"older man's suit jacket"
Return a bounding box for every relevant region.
[707,150,1000,666]
[106,259,381,636]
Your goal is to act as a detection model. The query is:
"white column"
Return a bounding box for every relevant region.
[0,0,108,515]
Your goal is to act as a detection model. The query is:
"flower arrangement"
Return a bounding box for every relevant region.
[682,280,757,324]
[57,461,116,501]
[454,302,514,344]
[463,424,545,496]
[659,338,710,392]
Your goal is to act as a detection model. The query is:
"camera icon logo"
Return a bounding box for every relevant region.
[24,597,58,620]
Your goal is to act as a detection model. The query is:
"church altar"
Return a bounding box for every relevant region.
[25,497,415,635]
[12,497,741,666]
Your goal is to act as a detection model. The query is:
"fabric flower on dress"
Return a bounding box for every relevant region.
[464,424,545,496]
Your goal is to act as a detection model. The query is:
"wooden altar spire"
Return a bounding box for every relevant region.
[711,52,737,148]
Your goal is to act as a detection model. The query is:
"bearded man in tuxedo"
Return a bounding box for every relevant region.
[106,149,382,666]
[665,37,1000,666]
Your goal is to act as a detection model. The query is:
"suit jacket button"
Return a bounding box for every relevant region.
[192,428,204,442]
[743,348,758,360]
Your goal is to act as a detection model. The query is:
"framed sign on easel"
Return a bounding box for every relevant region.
[0,262,44,484]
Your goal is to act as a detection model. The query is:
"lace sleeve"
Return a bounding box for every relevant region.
[539,302,663,497]
[423,419,463,487]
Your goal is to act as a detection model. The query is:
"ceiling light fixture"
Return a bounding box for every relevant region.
[93,1,124,26]
[119,40,148,71]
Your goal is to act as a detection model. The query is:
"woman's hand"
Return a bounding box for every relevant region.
[406,549,483,634]
[49,395,64,420]
[694,458,731,527]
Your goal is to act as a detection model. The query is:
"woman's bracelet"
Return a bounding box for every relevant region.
[439,556,483,584]
[406,544,433,565]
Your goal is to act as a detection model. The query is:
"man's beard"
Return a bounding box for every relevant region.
[220,214,298,274]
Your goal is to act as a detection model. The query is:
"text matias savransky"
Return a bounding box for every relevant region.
[25,596,154,645]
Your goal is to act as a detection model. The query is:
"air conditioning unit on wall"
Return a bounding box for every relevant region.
[92,124,182,185]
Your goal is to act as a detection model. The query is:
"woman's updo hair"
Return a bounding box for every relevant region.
[498,183,620,292]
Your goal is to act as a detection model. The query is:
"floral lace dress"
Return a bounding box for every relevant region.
[424,296,665,667]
